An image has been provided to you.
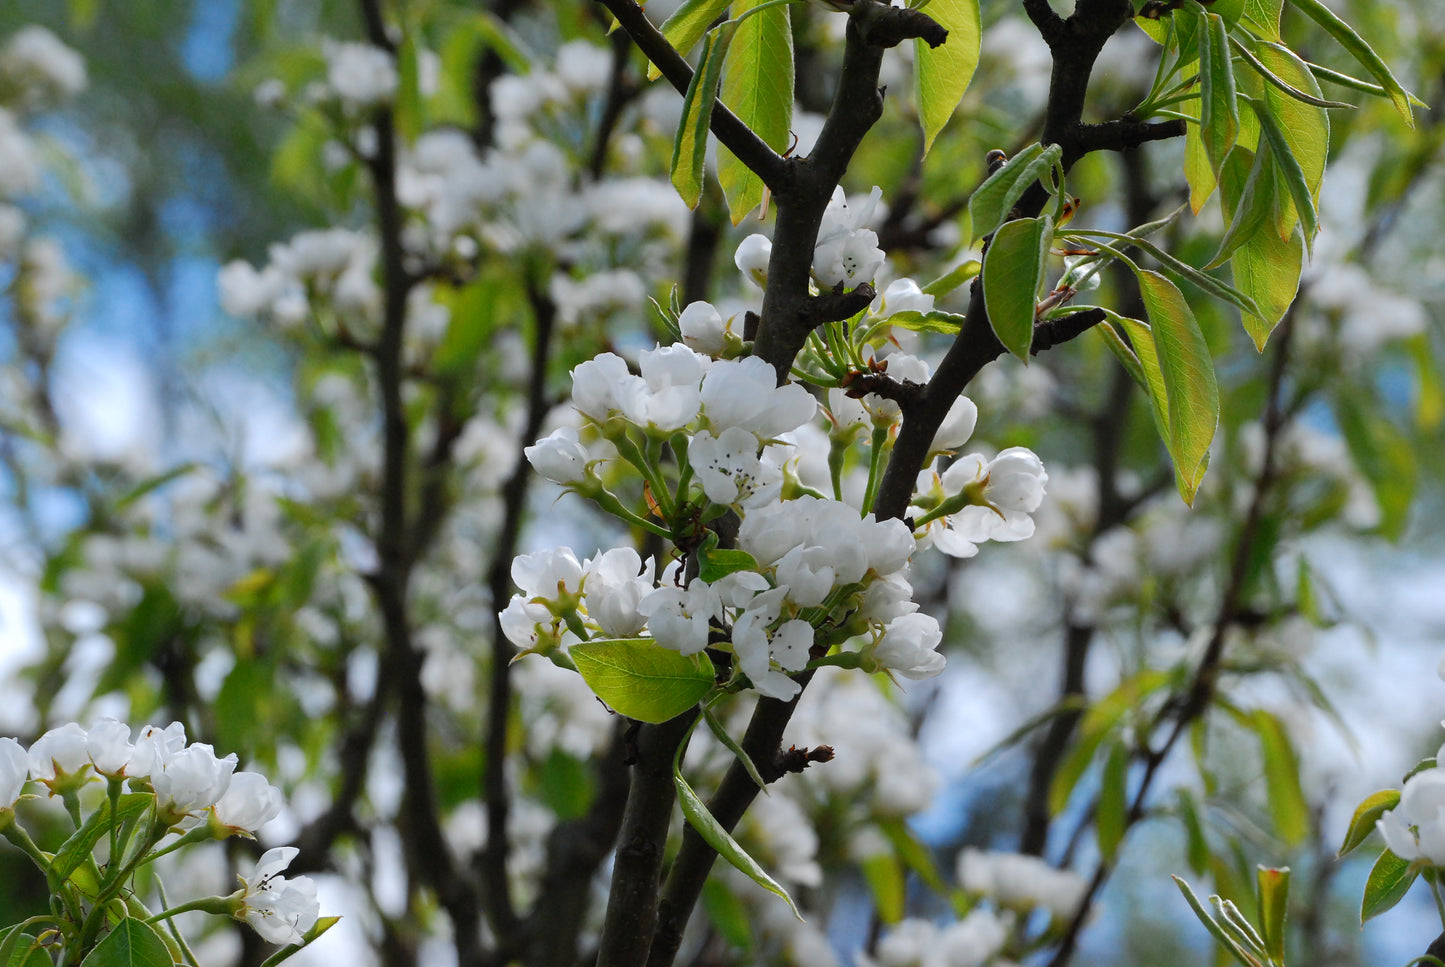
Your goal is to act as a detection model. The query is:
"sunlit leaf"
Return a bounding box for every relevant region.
[981,214,1052,361]
[1195,7,1238,174]
[915,0,981,152]
[1283,0,1413,124]
[1138,271,1218,505]
[671,23,737,208]
[675,759,801,918]
[1256,866,1289,964]
[1361,849,1417,923]
[653,0,734,79]
[1251,709,1309,846]
[718,0,792,222]
[571,639,715,723]
[78,918,171,967]
[1338,790,1399,858]
[967,143,1061,241]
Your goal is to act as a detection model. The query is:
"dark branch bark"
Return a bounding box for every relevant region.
[592,0,789,193]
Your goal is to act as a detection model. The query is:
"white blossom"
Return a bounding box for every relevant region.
[29,723,91,784]
[1,27,86,106]
[689,427,783,508]
[153,743,238,822]
[0,738,28,809]
[525,427,590,485]
[735,233,772,288]
[1378,746,1445,867]
[872,612,946,680]
[323,40,397,109]
[214,772,285,836]
[957,849,1088,920]
[813,186,886,289]
[582,547,655,638]
[700,355,817,439]
[239,847,321,945]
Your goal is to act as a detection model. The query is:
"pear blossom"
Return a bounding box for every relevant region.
[152,743,238,822]
[871,612,946,680]
[878,277,934,315]
[689,427,783,508]
[932,395,979,451]
[731,589,808,701]
[623,343,708,431]
[213,772,285,836]
[86,718,135,777]
[525,426,590,485]
[323,40,397,109]
[638,578,722,656]
[1377,748,1445,866]
[570,352,637,422]
[582,547,655,638]
[678,301,732,357]
[735,233,772,288]
[922,448,1049,558]
[0,738,28,810]
[238,847,321,945]
[129,721,188,778]
[957,849,1089,919]
[700,355,816,439]
[28,723,91,786]
[813,186,886,289]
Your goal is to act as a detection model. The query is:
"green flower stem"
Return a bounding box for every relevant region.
[106,777,123,874]
[1431,874,1445,930]
[859,424,891,515]
[60,789,83,829]
[145,892,240,924]
[0,818,52,875]
[610,430,673,519]
[593,487,671,538]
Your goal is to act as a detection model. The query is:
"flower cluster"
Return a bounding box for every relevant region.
[8,719,282,834]
[0,719,320,951]
[956,848,1089,921]
[1376,734,1445,866]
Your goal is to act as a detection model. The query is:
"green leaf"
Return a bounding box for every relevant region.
[652,0,734,80]
[1092,313,1149,392]
[1172,876,1264,967]
[1049,670,1172,815]
[877,816,949,894]
[1116,315,1174,471]
[1229,218,1303,350]
[981,215,1052,361]
[1195,7,1238,175]
[0,924,52,967]
[395,32,423,144]
[1339,790,1400,857]
[1256,866,1289,965]
[571,639,715,723]
[1239,0,1282,39]
[1177,789,1211,875]
[967,143,1062,242]
[1334,386,1416,539]
[671,23,737,208]
[1247,98,1318,243]
[1181,85,1219,212]
[886,309,966,334]
[51,793,153,889]
[914,0,981,152]
[1282,0,1413,125]
[79,918,172,967]
[1073,227,1263,320]
[675,759,801,918]
[1097,740,1129,862]
[1250,709,1309,846]
[1138,271,1218,505]
[861,851,907,924]
[718,0,792,222]
[1361,849,1417,923]
[702,878,756,950]
[921,259,980,297]
[695,541,761,584]
[1230,38,1354,109]
[1209,145,1274,272]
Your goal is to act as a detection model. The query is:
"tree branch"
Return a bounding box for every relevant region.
[593,0,789,193]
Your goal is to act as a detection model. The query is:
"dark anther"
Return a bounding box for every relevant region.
[985,148,1008,174]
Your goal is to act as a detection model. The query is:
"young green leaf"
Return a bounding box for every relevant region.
[78,917,172,967]
[671,22,737,208]
[704,705,768,791]
[1196,7,1238,174]
[1338,790,1401,857]
[1097,740,1130,862]
[861,852,907,924]
[652,0,733,80]
[1138,271,1218,505]
[571,639,715,723]
[921,259,980,297]
[981,214,1052,361]
[967,143,1062,242]
[914,0,981,153]
[1251,709,1309,846]
[1361,849,1417,923]
[702,878,757,950]
[1172,876,1264,967]
[50,792,153,889]
[718,0,792,222]
[1256,866,1290,965]
[886,309,967,334]
[1283,0,1413,125]
[675,758,801,918]
[1209,145,1274,271]
[1229,219,1303,350]
[1230,38,1354,109]
[1072,228,1264,319]
[1239,0,1283,39]
[1248,99,1319,243]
